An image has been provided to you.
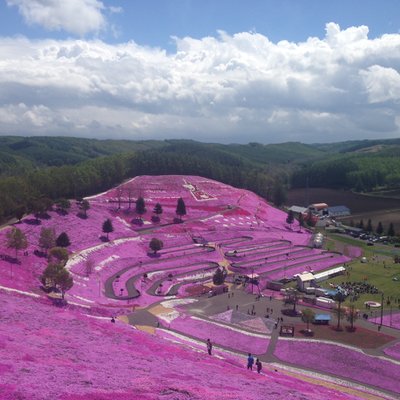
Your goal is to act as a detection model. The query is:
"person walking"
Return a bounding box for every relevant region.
[256,358,262,374]
[206,338,213,355]
[247,353,254,370]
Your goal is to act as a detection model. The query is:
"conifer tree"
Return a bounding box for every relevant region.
[136,196,146,218]
[56,232,71,248]
[176,198,186,221]
[102,218,114,240]
[387,223,395,237]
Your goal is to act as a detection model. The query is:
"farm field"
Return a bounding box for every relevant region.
[0,175,399,399]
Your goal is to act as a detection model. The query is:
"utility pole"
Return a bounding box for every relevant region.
[380,292,384,326]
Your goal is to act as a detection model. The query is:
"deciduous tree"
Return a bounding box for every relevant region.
[38,227,56,255]
[149,238,163,254]
[56,198,71,214]
[57,268,74,299]
[48,247,69,266]
[81,199,90,218]
[41,262,64,288]
[6,227,28,260]
[334,291,347,330]
[346,304,358,331]
[301,308,315,331]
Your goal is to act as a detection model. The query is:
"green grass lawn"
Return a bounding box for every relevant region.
[320,260,400,310]
[328,233,400,258]
[315,232,400,311]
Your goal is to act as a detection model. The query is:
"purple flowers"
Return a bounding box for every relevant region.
[274,339,400,393]
[384,342,400,360]
[168,315,270,355]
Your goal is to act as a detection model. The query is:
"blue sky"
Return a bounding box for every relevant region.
[0,0,400,144]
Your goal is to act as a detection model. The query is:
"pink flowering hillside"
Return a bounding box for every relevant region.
[0,290,367,400]
[0,175,350,310]
[0,175,373,400]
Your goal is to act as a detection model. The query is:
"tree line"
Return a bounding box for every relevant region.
[291,153,400,192]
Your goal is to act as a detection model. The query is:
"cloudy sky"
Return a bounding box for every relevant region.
[1,0,400,144]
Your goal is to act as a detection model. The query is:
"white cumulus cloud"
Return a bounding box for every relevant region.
[0,23,400,143]
[7,0,106,36]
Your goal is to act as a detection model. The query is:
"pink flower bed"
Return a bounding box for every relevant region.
[383,342,400,360]
[168,315,269,355]
[274,340,400,394]
[369,312,400,330]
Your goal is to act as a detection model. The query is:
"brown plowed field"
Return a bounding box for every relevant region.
[287,188,400,232]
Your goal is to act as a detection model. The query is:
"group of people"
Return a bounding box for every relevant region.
[247,353,262,374]
[339,281,379,298]
[206,339,263,374]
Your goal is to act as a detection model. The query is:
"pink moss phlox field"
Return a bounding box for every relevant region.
[168,315,270,354]
[1,290,364,400]
[274,339,400,394]
[0,175,374,399]
[383,342,400,360]
[369,313,400,330]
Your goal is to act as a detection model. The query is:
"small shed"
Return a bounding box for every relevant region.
[296,272,315,291]
[314,314,331,325]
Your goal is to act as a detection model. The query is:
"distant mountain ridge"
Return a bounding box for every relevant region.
[1,135,399,176]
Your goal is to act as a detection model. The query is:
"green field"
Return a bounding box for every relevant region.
[320,234,400,312]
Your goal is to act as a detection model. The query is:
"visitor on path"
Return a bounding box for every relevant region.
[247,353,254,370]
[111,316,115,323]
[256,358,262,374]
[206,339,213,355]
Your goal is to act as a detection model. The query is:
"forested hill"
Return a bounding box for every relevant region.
[0,136,166,175]
[0,136,324,175]
[0,136,399,222]
[291,141,400,191]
